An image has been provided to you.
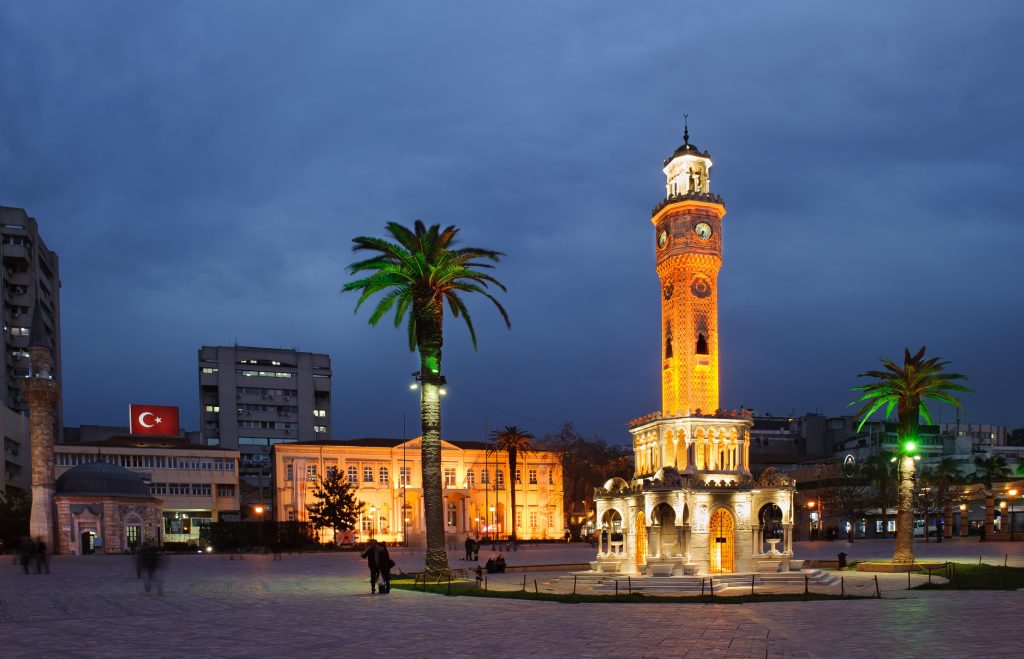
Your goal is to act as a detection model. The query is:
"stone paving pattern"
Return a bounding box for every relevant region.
[1,539,1022,658]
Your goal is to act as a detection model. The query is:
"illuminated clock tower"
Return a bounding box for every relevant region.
[654,123,723,416]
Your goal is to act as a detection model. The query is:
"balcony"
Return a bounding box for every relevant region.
[651,191,725,217]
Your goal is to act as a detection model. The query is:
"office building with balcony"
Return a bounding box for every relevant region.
[0,206,61,496]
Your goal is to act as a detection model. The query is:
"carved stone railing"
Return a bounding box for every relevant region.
[629,407,754,428]
[651,191,724,216]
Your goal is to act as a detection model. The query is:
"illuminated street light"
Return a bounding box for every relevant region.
[1010,489,1019,542]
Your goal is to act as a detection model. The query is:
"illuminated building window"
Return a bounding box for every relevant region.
[307,464,318,480]
[347,466,358,483]
[361,516,372,531]
[496,470,505,488]
[363,466,373,482]
[447,502,457,527]
[326,465,337,479]
[313,409,327,417]
[480,469,489,484]
[515,468,521,484]
[530,511,538,528]
[379,467,389,484]
[665,323,673,358]
[287,509,296,521]
[548,470,554,485]
[399,466,411,486]
[444,468,456,487]
[529,469,537,484]
[466,469,474,487]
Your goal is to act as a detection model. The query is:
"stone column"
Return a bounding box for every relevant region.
[676,524,684,557]
[783,523,793,554]
[752,524,761,555]
[25,374,59,550]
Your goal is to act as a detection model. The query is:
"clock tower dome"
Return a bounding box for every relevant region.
[653,122,724,416]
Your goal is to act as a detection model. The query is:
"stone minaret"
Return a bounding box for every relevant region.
[25,301,59,547]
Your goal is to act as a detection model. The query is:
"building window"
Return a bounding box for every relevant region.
[496,470,505,488]
[201,367,218,374]
[204,404,220,413]
[399,466,412,486]
[529,469,537,485]
[696,333,709,355]
[447,501,457,527]
[217,485,235,497]
[144,456,154,468]
[326,465,338,479]
[530,510,538,529]
[363,466,374,482]
[287,509,296,521]
[480,468,489,485]
[515,468,521,484]
[9,327,29,336]
[313,409,327,417]
[361,516,373,532]
[191,483,211,496]
[314,425,328,433]
[348,466,358,483]
[286,463,294,481]
[548,469,554,485]
[516,506,523,528]
[379,467,389,484]
[466,469,474,487]
[444,468,456,487]
[307,464,318,481]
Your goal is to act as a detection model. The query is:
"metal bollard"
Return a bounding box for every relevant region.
[874,574,880,598]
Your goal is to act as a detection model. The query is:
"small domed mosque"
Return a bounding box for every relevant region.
[593,125,796,576]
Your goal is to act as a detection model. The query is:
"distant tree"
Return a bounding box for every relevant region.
[306,472,364,544]
[0,490,29,547]
[974,455,1012,538]
[541,423,633,539]
[929,457,963,541]
[851,346,971,565]
[862,451,897,538]
[490,425,536,541]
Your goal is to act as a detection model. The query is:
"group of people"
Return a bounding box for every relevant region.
[484,554,507,574]
[463,535,481,561]
[360,539,393,594]
[16,537,49,574]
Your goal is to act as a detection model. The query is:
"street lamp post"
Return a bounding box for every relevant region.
[370,506,377,540]
[1008,489,1018,542]
[959,503,968,537]
[489,506,496,544]
[254,505,265,547]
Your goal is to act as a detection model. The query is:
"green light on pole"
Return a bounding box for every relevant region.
[904,440,917,453]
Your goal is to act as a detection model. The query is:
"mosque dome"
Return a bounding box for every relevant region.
[55,461,154,499]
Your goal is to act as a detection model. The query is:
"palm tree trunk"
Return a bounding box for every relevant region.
[893,456,916,564]
[943,502,953,540]
[509,448,517,542]
[417,306,449,574]
[984,492,994,540]
[893,407,918,565]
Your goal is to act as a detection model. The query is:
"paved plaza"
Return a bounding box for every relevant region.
[1,539,1022,658]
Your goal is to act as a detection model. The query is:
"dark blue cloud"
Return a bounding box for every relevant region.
[1,1,1021,443]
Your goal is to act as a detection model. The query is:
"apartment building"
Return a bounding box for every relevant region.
[273,438,565,545]
[54,436,241,546]
[0,206,61,496]
[198,346,332,509]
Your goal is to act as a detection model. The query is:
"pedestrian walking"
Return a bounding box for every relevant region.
[377,541,393,594]
[464,535,473,561]
[35,539,49,574]
[472,538,480,562]
[360,539,380,593]
[140,542,164,595]
[18,537,35,575]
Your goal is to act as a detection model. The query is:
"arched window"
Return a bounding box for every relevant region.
[696,333,709,355]
[665,323,673,358]
[363,466,373,482]
[379,467,389,484]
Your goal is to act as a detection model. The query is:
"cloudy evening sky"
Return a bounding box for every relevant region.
[2,1,1022,443]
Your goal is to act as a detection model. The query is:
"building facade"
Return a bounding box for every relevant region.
[1,206,61,497]
[272,438,565,545]
[55,436,240,547]
[594,127,796,576]
[198,345,332,508]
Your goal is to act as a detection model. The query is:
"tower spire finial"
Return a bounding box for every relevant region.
[683,114,689,145]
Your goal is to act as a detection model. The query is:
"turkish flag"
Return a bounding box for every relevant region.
[129,404,180,436]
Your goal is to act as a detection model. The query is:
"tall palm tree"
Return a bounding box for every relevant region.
[344,221,510,573]
[490,425,536,542]
[973,455,1011,539]
[851,346,970,565]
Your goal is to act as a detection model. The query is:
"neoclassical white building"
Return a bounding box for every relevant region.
[593,127,796,576]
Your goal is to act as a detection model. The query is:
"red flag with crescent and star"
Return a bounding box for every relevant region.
[129,404,180,435]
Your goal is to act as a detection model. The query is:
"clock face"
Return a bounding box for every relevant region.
[657,229,668,249]
[694,222,713,240]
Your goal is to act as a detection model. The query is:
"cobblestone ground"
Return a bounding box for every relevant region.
[0,539,1021,658]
